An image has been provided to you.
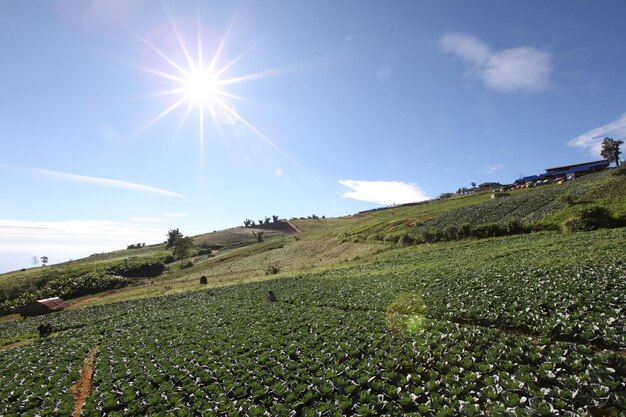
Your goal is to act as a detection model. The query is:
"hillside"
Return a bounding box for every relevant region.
[0,170,625,415]
[1,170,625,315]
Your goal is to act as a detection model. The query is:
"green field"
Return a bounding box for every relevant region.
[0,171,625,416]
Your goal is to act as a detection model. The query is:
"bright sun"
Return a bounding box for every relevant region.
[134,17,298,167]
[184,69,221,105]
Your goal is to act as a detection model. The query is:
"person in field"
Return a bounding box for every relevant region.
[37,323,52,337]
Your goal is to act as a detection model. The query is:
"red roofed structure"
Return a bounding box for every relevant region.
[14,297,68,317]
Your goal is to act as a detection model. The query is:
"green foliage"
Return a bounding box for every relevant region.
[415,219,539,243]
[106,259,165,278]
[252,231,265,243]
[1,271,130,313]
[126,242,145,249]
[562,206,618,232]
[172,236,194,261]
[601,137,624,167]
[558,192,575,206]
[612,167,626,176]
[165,228,183,248]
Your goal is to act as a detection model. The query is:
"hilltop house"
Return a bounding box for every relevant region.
[477,182,502,191]
[13,297,68,317]
[515,160,609,185]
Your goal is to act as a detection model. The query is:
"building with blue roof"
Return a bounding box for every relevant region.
[515,160,609,184]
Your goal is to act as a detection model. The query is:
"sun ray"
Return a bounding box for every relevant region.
[216,90,253,102]
[138,66,188,84]
[176,101,195,134]
[127,25,189,78]
[198,103,205,164]
[209,7,241,72]
[214,44,255,78]
[137,95,188,136]
[215,98,301,168]
[166,13,196,71]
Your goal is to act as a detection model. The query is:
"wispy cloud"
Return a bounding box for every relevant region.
[479,164,504,174]
[439,32,552,94]
[0,219,165,241]
[338,180,430,206]
[568,113,626,156]
[0,164,184,197]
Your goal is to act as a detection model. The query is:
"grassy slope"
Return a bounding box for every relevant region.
[1,170,624,314]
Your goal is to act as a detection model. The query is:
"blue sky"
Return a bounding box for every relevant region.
[1,0,626,272]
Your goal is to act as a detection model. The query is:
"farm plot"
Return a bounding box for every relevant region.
[81,283,625,416]
[414,173,613,235]
[0,231,625,416]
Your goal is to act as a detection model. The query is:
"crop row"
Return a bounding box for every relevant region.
[0,330,96,416]
[82,293,624,416]
[414,173,610,235]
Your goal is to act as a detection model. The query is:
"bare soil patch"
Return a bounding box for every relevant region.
[71,344,98,417]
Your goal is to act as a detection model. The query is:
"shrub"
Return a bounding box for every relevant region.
[107,260,165,278]
[265,264,280,275]
[199,275,208,284]
[181,261,194,269]
[559,193,576,206]
[162,255,176,264]
[611,167,626,176]
[397,234,415,247]
[562,206,616,232]
[197,247,212,256]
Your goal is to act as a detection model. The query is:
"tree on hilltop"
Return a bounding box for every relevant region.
[601,137,624,167]
[40,256,48,267]
[166,228,183,247]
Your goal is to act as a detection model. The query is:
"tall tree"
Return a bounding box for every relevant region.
[601,137,624,167]
[40,256,48,267]
[32,256,38,267]
[173,236,194,266]
[166,228,183,247]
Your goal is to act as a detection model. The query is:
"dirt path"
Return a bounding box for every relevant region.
[71,344,98,417]
[286,220,302,233]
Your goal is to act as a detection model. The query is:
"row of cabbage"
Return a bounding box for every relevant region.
[82,289,624,416]
[0,330,97,416]
[413,173,608,235]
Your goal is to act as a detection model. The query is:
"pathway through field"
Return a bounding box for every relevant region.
[71,344,98,417]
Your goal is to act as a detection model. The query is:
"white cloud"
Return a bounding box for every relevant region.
[338,180,430,206]
[0,164,184,197]
[439,32,552,94]
[568,113,626,156]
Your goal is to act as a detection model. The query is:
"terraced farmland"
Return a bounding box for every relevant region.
[1,228,624,416]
